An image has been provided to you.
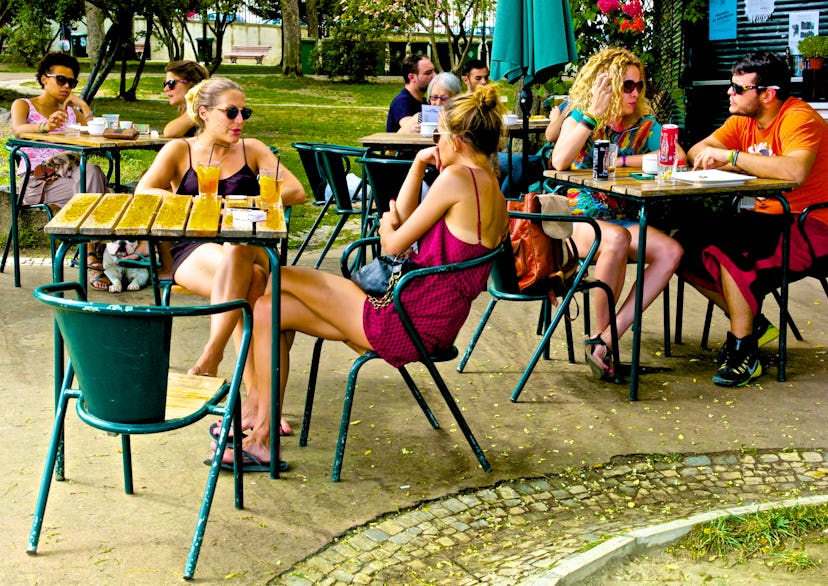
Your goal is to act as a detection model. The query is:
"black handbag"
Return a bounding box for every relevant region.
[352,255,416,308]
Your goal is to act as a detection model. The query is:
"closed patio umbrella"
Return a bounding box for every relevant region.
[491,0,578,192]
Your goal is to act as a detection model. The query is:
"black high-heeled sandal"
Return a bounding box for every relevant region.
[584,335,613,380]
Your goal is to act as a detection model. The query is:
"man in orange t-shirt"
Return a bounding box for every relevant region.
[681,50,828,387]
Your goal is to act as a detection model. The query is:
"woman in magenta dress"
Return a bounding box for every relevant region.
[234,84,510,471]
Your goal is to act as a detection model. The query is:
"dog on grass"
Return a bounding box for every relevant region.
[102,240,150,293]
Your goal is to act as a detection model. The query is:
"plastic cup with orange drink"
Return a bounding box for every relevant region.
[258,168,283,210]
[196,161,221,198]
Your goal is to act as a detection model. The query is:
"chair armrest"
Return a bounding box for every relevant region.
[35,281,88,302]
[340,236,381,278]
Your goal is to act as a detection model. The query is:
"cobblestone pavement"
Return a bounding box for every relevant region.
[277,449,828,585]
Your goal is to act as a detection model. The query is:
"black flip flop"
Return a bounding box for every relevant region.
[219,449,288,473]
[207,421,247,443]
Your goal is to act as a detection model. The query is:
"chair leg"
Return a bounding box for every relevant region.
[674,277,685,344]
[300,338,325,447]
[332,352,376,482]
[291,201,333,266]
[662,281,672,357]
[457,297,498,372]
[421,358,491,473]
[183,389,243,579]
[121,434,133,495]
[28,391,72,554]
[396,366,440,428]
[313,214,350,269]
[701,300,714,350]
[770,288,803,341]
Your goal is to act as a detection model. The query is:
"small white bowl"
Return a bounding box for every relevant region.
[88,120,106,136]
[503,114,519,126]
[420,122,438,137]
[642,153,659,175]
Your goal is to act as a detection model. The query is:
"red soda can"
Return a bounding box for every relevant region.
[658,124,679,182]
[659,124,678,166]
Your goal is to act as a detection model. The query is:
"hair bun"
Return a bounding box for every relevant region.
[185,80,208,123]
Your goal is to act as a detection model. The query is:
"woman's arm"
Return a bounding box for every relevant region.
[163,112,196,138]
[10,99,44,137]
[551,115,592,170]
[63,94,94,123]
[135,140,188,193]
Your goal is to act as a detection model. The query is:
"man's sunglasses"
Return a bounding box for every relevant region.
[163,79,189,90]
[212,106,253,120]
[622,80,644,94]
[45,74,78,89]
[729,82,781,95]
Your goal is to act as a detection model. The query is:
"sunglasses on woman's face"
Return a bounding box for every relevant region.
[622,80,644,94]
[432,131,442,144]
[212,106,253,120]
[45,74,78,89]
[163,79,188,90]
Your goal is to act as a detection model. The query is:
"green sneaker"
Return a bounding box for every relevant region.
[753,313,779,348]
[713,335,762,387]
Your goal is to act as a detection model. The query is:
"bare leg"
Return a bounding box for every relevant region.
[720,266,753,338]
[570,221,630,334]
[239,267,371,464]
[600,225,683,341]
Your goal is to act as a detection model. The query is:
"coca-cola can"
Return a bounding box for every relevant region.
[659,124,679,166]
[593,140,610,179]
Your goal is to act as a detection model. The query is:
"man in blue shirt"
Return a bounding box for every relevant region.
[386,54,435,132]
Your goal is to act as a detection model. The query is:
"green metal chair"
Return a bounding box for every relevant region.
[299,237,503,481]
[2,145,56,287]
[290,142,367,267]
[358,153,414,237]
[28,282,252,580]
[457,212,623,401]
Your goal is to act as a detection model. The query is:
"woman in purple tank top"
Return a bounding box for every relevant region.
[136,78,306,440]
[230,85,510,471]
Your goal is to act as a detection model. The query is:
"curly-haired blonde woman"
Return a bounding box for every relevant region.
[551,48,685,379]
[136,77,306,437]
[232,85,510,471]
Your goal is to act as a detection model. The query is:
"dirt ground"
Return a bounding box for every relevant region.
[2,260,827,584]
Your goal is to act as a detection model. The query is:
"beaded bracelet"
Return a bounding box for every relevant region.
[732,150,740,167]
[39,121,47,133]
[621,155,627,167]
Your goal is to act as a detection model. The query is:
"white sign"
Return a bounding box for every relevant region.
[789,10,821,55]
[745,0,774,23]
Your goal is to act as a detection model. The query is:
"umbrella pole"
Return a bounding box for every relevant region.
[519,86,532,194]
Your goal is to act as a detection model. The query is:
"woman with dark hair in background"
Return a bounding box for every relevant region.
[162,60,209,138]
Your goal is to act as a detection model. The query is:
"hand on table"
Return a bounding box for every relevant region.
[692,147,730,171]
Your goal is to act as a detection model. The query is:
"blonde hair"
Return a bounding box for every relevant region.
[441,84,506,157]
[568,48,653,127]
[185,77,244,131]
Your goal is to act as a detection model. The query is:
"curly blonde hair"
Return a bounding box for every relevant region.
[441,84,506,157]
[184,77,244,131]
[568,48,652,127]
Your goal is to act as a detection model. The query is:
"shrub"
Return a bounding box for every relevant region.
[311,24,385,83]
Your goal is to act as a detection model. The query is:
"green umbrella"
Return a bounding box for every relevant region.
[491,0,577,192]
[491,0,578,86]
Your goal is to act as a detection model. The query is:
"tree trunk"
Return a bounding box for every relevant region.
[306,0,318,39]
[85,2,105,63]
[282,0,302,75]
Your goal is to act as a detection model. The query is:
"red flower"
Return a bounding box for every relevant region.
[597,0,620,14]
[619,19,630,32]
[622,0,643,18]
[631,16,646,33]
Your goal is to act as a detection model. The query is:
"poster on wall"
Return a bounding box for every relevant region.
[745,0,774,23]
[710,0,737,40]
[789,10,821,55]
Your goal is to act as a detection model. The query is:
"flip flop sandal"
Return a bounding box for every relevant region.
[584,335,613,380]
[203,448,288,473]
[88,268,111,291]
[208,421,247,442]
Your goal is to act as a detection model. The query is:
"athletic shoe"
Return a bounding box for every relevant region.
[753,313,779,348]
[713,334,762,387]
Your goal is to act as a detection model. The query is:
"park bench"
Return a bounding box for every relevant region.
[226,45,271,64]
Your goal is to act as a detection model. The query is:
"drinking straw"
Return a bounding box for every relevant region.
[275,154,281,177]
[209,143,217,164]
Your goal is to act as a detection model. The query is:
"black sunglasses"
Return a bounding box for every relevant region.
[729,82,780,95]
[432,130,442,144]
[163,79,188,90]
[622,80,644,94]
[45,74,78,89]
[212,106,253,120]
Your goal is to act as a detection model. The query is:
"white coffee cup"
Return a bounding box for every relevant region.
[420,121,438,137]
[642,153,659,175]
[503,114,519,126]
[88,119,106,136]
[119,120,133,129]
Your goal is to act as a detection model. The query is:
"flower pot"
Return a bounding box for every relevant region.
[807,57,824,71]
